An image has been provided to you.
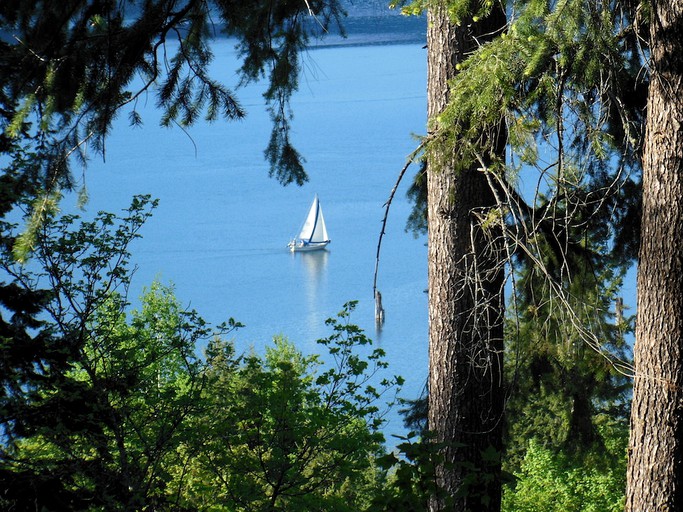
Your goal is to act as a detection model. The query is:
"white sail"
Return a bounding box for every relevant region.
[289,195,330,252]
[298,196,320,241]
[298,195,329,243]
[309,200,329,243]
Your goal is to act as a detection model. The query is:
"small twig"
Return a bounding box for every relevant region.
[303,0,314,15]
[303,0,327,32]
[373,142,425,297]
[12,34,48,62]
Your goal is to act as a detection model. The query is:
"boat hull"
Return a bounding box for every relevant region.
[288,240,330,252]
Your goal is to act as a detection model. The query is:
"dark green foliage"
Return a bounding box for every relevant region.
[1,200,397,511]
[373,387,516,511]
[371,431,445,511]
[405,160,428,236]
[372,427,517,511]
[398,389,428,434]
[505,186,633,462]
[0,196,224,511]
[500,181,633,508]
[0,0,344,204]
[265,124,308,186]
[218,0,345,185]
[179,302,400,511]
[502,417,628,511]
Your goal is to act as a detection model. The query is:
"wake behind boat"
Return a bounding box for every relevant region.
[288,195,331,252]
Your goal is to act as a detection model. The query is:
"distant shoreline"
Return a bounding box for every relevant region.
[0,14,426,50]
[305,14,427,49]
[218,14,427,50]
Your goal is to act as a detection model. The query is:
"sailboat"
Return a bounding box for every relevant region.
[288,195,331,252]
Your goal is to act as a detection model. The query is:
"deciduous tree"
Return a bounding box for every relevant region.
[172,303,400,511]
[0,196,224,510]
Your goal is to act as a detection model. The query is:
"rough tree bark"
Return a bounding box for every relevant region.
[426,2,507,510]
[626,1,683,510]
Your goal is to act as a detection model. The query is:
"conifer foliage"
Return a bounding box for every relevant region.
[0,2,347,509]
[0,0,343,214]
[396,0,644,509]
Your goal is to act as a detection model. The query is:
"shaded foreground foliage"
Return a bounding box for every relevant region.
[0,195,630,510]
[0,196,402,511]
[0,1,639,507]
[394,0,640,506]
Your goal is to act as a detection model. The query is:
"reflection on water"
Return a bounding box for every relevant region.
[292,250,329,342]
[374,289,385,340]
[299,248,329,279]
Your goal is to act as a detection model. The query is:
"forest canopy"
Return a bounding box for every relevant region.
[3,0,676,510]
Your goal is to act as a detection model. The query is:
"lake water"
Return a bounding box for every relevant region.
[76,25,429,440]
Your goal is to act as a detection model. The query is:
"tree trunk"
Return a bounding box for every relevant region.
[426,2,506,510]
[626,1,683,510]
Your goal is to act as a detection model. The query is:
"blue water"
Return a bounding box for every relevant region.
[76,34,429,440]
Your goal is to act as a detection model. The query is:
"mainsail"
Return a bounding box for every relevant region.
[289,195,330,252]
[299,195,329,243]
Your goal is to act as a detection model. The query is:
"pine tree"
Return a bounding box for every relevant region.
[424,1,507,509]
[626,1,683,509]
[400,0,644,509]
[505,192,633,470]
